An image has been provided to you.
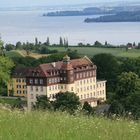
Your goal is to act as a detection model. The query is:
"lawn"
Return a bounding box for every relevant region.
[49,47,140,58]
[0,110,140,140]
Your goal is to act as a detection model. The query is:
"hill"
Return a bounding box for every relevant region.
[0,110,140,140]
[85,11,140,23]
[48,47,140,58]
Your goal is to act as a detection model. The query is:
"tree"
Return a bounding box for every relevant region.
[46,37,50,46]
[36,95,52,110]
[0,57,14,94]
[59,37,63,46]
[94,41,102,47]
[0,37,4,56]
[116,72,139,98]
[92,53,120,91]
[82,102,94,115]
[15,42,22,49]
[5,44,15,51]
[35,37,38,45]
[126,91,140,119]
[53,92,80,114]
[109,100,125,116]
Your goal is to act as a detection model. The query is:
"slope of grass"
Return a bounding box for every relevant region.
[49,47,140,58]
[0,110,140,140]
[5,50,23,58]
[5,50,49,59]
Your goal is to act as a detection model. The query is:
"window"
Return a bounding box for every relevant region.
[22,79,26,83]
[40,79,43,84]
[64,77,66,81]
[23,90,27,94]
[36,87,38,92]
[90,71,92,76]
[87,94,89,98]
[70,71,73,75]
[30,79,33,84]
[83,72,85,78]
[86,72,89,77]
[77,88,79,92]
[35,79,38,84]
[30,86,33,91]
[81,95,83,99]
[84,94,86,99]
[49,86,51,91]
[90,78,92,83]
[90,86,92,90]
[76,74,79,79]
[49,79,51,84]
[80,73,82,78]
[71,87,74,91]
[17,90,21,94]
[52,78,54,83]
[84,87,86,91]
[55,78,57,83]
[30,94,34,99]
[55,85,57,90]
[40,87,43,92]
[90,93,92,97]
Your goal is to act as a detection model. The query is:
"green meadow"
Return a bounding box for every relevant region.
[0,110,140,140]
[49,47,140,58]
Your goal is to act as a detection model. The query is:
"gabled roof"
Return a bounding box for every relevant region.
[27,56,95,77]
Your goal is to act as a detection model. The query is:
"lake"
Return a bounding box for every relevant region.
[0,10,140,45]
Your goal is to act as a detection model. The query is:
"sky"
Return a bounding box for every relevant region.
[0,0,138,7]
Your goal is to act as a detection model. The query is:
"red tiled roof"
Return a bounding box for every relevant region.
[27,57,94,77]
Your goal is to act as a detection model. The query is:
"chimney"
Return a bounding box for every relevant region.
[52,62,56,68]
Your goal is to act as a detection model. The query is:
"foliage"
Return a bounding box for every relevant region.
[82,102,95,115]
[116,72,139,98]
[0,56,14,83]
[53,92,81,114]
[92,53,120,91]
[12,98,24,110]
[36,95,52,110]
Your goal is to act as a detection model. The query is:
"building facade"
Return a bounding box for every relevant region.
[7,68,27,97]
[26,56,106,109]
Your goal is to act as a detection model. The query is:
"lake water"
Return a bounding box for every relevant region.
[0,10,140,45]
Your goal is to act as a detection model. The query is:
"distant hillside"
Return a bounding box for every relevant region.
[44,5,140,17]
[85,11,140,22]
[43,7,111,17]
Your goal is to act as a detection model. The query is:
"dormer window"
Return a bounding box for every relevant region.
[29,79,33,84]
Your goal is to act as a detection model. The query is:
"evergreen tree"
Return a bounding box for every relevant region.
[59,37,63,46]
[46,37,50,46]
[35,37,38,45]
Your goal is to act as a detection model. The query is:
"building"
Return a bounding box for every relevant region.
[26,56,106,109]
[7,67,27,97]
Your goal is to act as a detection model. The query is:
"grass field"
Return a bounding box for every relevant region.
[5,50,48,59]
[5,47,140,59]
[49,47,140,58]
[0,110,140,140]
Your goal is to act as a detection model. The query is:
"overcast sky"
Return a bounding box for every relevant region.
[0,0,138,7]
